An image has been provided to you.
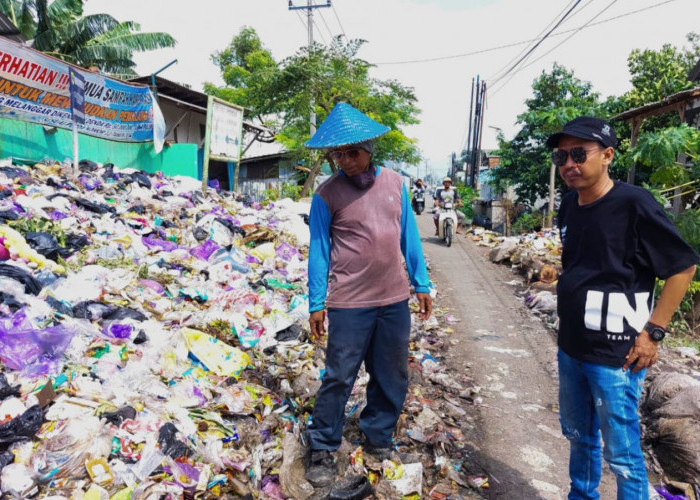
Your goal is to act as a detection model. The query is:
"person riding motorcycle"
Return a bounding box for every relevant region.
[433,177,463,235]
[411,179,426,214]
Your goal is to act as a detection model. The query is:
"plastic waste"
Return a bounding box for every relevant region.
[158,422,190,458]
[0,311,76,375]
[184,328,250,379]
[0,263,43,295]
[0,405,43,447]
[0,373,21,400]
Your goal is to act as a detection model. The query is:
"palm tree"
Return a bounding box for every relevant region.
[0,0,175,78]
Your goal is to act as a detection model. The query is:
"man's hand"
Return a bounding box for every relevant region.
[309,310,327,341]
[622,329,659,373]
[416,293,432,321]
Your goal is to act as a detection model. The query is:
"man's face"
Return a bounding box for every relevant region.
[443,181,451,190]
[555,136,613,190]
[329,146,371,176]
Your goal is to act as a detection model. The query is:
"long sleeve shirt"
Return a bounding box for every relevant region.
[308,166,431,312]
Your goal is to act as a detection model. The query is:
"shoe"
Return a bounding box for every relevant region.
[362,441,392,461]
[305,449,337,487]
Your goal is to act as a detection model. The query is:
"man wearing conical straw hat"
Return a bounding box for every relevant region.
[304,102,432,487]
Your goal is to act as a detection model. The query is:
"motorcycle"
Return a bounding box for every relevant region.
[437,202,458,247]
[412,190,425,215]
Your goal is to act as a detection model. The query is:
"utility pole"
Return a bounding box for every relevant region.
[465,77,474,185]
[289,0,331,136]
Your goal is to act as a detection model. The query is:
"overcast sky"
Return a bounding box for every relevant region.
[85,0,700,177]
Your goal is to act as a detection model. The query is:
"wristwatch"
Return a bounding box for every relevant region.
[645,322,666,342]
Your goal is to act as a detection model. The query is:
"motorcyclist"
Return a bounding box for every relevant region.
[411,179,426,214]
[433,177,462,235]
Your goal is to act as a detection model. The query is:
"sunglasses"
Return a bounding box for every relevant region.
[551,146,602,167]
[329,148,362,161]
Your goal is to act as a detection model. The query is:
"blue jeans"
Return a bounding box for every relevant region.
[308,300,410,450]
[558,349,648,500]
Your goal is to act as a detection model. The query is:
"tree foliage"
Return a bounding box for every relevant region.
[206,28,421,194]
[0,0,176,77]
[490,64,602,204]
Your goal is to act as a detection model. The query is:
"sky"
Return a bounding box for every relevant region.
[84,0,700,179]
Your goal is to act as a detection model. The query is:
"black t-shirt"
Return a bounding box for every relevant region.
[557,181,698,367]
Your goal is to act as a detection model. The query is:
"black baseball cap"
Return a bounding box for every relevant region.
[546,116,617,149]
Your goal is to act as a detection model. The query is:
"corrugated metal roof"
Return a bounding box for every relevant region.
[0,14,26,43]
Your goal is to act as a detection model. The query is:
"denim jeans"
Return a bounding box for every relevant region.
[558,349,648,500]
[307,300,410,451]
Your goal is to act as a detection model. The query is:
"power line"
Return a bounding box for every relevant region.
[313,18,328,44]
[374,0,678,66]
[489,0,620,97]
[331,4,347,38]
[318,9,336,40]
[489,0,583,86]
[487,0,582,83]
[294,10,307,32]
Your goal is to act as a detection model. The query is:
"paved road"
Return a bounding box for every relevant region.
[414,205,616,499]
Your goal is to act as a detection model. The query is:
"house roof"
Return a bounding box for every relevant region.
[0,15,25,43]
[128,74,271,136]
[612,86,700,122]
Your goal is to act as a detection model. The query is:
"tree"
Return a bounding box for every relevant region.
[206,29,421,196]
[0,0,176,77]
[490,64,602,205]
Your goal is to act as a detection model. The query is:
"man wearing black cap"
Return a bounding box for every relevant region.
[548,117,698,499]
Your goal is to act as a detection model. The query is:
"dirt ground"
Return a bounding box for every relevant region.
[415,208,617,499]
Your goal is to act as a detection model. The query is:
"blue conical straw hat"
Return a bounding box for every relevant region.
[305,102,390,149]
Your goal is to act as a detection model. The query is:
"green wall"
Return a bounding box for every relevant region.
[0,117,199,178]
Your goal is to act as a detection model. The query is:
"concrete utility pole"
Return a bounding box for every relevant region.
[288,0,331,136]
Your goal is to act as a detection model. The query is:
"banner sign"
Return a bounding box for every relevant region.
[0,36,159,142]
[68,68,85,125]
[209,98,244,161]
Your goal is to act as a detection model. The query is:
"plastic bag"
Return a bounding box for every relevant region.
[0,373,20,400]
[190,240,220,261]
[183,328,250,379]
[158,423,189,458]
[0,405,43,448]
[0,311,76,375]
[0,263,43,295]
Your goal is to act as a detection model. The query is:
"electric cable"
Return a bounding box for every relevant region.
[331,3,347,38]
[487,0,583,83]
[489,0,582,87]
[489,0,620,97]
[374,0,678,66]
[318,9,336,40]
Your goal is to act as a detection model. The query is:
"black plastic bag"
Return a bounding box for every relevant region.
[128,204,146,215]
[0,291,24,314]
[0,190,13,200]
[102,406,136,426]
[79,159,98,172]
[0,450,14,472]
[276,324,303,342]
[102,163,115,180]
[104,307,147,322]
[0,374,20,400]
[74,198,115,215]
[215,218,246,236]
[45,296,74,316]
[0,264,43,295]
[133,330,148,345]
[0,405,43,447]
[0,209,19,221]
[63,233,90,254]
[158,423,189,458]
[130,172,152,189]
[24,232,63,261]
[73,301,114,321]
[329,475,373,500]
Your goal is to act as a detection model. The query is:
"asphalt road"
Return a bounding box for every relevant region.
[414,204,616,499]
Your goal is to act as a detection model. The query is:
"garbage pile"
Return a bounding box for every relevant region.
[0,158,484,499]
[642,365,700,498]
